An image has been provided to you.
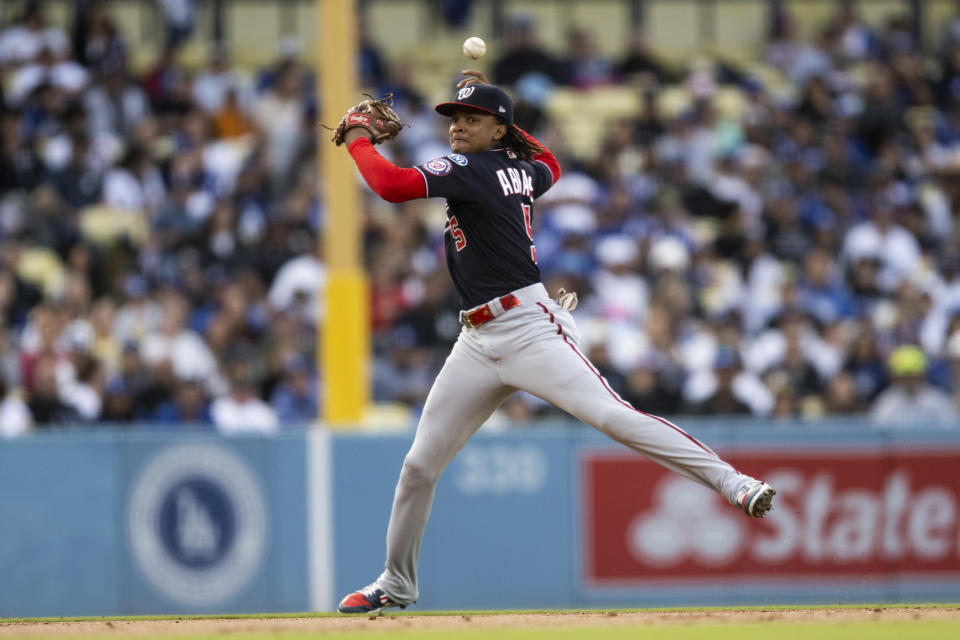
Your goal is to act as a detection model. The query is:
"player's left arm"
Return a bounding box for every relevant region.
[346,136,426,203]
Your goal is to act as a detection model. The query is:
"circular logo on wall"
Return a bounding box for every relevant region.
[126,444,268,606]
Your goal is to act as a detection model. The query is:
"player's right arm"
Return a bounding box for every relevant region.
[346,136,426,203]
[457,69,561,187]
[517,127,561,188]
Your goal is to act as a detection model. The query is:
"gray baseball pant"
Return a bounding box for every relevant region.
[376,283,757,605]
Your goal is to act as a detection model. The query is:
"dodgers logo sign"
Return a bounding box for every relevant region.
[127,444,268,606]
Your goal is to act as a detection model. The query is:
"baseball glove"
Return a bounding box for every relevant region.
[328,94,407,146]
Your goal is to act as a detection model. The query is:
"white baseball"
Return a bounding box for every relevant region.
[462,36,486,60]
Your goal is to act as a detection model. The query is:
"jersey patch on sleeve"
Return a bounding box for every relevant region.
[423,158,453,176]
[447,153,468,166]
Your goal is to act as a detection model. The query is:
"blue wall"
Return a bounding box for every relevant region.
[2,422,960,616]
[332,431,577,610]
[0,432,310,617]
[330,422,960,610]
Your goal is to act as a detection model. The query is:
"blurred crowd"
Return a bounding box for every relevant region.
[0,0,321,435]
[2,0,960,435]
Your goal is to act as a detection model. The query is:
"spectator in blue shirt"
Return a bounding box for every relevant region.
[797,247,856,324]
[270,353,317,425]
[150,376,213,426]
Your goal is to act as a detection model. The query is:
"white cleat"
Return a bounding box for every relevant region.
[736,481,776,518]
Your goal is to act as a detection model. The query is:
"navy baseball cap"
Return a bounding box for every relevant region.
[435,84,514,124]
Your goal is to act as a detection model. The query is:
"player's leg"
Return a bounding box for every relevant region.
[498,302,772,513]
[340,331,514,612]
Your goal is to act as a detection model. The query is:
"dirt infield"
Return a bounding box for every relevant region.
[1,606,958,636]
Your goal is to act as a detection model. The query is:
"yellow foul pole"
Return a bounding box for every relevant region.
[317,0,368,426]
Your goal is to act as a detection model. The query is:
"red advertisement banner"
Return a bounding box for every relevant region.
[583,449,960,584]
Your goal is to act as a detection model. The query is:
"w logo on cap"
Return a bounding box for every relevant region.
[436,84,513,124]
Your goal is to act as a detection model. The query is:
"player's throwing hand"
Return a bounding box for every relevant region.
[456,69,490,89]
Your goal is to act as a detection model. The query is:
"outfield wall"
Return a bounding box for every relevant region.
[1,423,959,616]
[0,432,311,617]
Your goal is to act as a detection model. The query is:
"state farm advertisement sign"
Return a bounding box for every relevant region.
[583,449,960,584]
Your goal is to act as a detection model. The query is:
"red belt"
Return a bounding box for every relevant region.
[460,294,521,328]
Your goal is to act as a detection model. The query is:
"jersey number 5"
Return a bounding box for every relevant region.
[449,215,467,251]
[522,204,538,264]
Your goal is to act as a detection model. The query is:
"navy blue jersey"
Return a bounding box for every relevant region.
[414,149,554,309]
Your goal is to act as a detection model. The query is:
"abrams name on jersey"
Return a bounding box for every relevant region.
[496,167,533,198]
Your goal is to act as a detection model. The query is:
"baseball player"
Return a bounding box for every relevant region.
[332,71,776,614]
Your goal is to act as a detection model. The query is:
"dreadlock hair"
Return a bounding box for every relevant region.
[498,119,543,162]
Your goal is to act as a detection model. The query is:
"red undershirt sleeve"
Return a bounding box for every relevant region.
[515,127,561,185]
[346,137,426,202]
